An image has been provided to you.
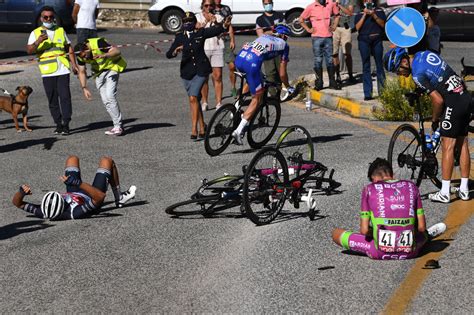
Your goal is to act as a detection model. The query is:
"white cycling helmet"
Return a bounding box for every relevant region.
[41,191,65,219]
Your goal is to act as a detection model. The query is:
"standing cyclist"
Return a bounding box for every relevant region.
[232,23,295,145]
[384,48,472,203]
[12,155,136,220]
[332,158,446,260]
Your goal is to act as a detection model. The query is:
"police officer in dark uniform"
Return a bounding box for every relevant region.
[166,12,231,140]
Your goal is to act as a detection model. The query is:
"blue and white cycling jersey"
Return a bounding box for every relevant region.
[238,35,290,63]
[411,51,466,97]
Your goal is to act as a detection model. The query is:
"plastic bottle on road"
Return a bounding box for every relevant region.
[305,89,312,111]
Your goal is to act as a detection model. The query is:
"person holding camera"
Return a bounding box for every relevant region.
[333,0,357,85]
[354,0,386,101]
[26,6,78,135]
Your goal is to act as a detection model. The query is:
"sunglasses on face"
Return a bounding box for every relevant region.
[204,4,214,8]
[42,15,54,20]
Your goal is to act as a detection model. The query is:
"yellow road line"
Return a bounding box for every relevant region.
[382,200,473,314]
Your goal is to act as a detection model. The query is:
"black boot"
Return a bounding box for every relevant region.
[314,68,323,91]
[328,66,341,90]
[335,64,342,85]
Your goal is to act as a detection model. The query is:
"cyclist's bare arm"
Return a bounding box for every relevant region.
[417,213,426,233]
[60,176,106,206]
[360,217,371,235]
[279,61,290,88]
[12,184,31,209]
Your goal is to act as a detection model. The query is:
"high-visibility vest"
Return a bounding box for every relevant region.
[78,38,127,74]
[33,26,70,75]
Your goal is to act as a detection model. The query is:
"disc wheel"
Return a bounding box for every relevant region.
[243,147,289,225]
[247,99,281,149]
[204,104,237,156]
[388,124,426,187]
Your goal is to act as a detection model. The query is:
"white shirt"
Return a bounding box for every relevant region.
[28,28,71,77]
[196,12,224,51]
[75,0,100,30]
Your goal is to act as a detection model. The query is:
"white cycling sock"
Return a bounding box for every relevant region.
[112,185,121,202]
[236,118,249,135]
[460,178,469,192]
[441,180,451,196]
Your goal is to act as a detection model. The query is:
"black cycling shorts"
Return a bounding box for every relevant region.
[439,92,472,138]
[64,166,111,194]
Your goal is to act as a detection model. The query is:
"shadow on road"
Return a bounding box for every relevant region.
[0,220,53,240]
[0,137,62,153]
[71,118,138,134]
[0,70,24,76]
[122,66,153,74]
[0,50,28,59]
[418,238,453,257]
[125,122,175,135]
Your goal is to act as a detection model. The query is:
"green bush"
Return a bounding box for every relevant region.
[374,78,432,121]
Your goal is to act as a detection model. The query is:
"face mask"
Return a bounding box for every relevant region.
[43,21,55,29]
[264,4,273,12]
[183,22,195,31]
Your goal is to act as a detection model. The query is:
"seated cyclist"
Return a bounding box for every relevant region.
[332,158,446,260]
[384,47,472,203]
[12,155,136,220]
[231,23,295,145]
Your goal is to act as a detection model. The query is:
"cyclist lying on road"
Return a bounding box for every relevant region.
[12,155,136,220]
[384,47,472,203]
[232,23,295,145]
[332,158,446,260]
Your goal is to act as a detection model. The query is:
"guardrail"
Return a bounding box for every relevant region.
[100,0,151,10]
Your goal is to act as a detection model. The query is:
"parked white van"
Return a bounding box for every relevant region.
[148,0,312,36]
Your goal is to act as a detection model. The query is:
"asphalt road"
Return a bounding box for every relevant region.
[0,28,472,313]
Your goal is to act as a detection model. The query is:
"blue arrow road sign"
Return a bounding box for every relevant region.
[385,7,426,48]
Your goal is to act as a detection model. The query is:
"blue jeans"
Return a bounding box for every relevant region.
[312,37,333,70]
[358,35,386,98]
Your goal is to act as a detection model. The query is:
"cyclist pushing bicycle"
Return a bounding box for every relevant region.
[384,47,472,203]
[232,23,295,145]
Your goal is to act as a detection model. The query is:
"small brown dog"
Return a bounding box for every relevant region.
[0,86,33,132]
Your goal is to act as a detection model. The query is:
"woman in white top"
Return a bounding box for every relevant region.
[196,0,225,110]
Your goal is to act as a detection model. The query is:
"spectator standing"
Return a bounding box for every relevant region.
[427,7,441,54]
[299,0,341,90]
[333,0,357,84]
[26,6,78,135]
[354,0,386,101]
[197,0,225,111]
[166,12,231,140]
[256,0,286,85]
[215,0,237,98]
[75,37,127,136]
[72,0,100,45]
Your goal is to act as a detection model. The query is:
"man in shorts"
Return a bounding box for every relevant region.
[384,47,473,203]
[12,155,136,220]
[332,158,446,260]
[332,0,357,84]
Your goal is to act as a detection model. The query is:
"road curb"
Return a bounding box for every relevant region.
[310,89,378,120]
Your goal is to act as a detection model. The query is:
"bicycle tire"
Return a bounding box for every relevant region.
[275,125,314,164]
[243,147,289,225]
[388,124,426,187]
[204,103,237,156]
[247,99,281,149]
[165,195,221,217]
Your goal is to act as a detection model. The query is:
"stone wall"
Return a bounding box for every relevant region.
[96,9,157,29]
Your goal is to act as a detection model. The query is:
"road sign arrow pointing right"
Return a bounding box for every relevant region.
[392,16,418,38]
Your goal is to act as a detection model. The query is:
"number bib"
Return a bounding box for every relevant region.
[378,229,414,253]
[250,41,267,56]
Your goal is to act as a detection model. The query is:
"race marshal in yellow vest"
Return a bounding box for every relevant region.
[76,38,127,136]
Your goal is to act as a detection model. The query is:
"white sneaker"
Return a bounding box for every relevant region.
[215,103,222,110]
[116,185,136,208]
[454,187,470,201]
[428,191,450,203]
[105,127,123,136]
[232,130,243,145]
[427,222,447,239]
[201,102,208,111]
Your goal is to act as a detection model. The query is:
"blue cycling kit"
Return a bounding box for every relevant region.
[411,51,472,138]
[234,35,289,95]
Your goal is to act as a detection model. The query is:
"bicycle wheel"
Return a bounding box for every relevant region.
[247,99,281,149]
[165,195,221,217]
[388,124,425,186]
[204,104,237,156]
[275,125,314,165]
[243,147,289,225]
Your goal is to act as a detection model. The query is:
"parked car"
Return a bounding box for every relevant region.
[148,0,311,36]
[0,0,74,31]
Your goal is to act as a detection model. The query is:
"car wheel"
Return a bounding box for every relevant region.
[161,9,184,34]
[286,11,308,37]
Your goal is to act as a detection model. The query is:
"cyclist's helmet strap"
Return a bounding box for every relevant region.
[383,47,408,72]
